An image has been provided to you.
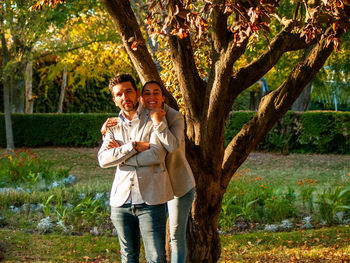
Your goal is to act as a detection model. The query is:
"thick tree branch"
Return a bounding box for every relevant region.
[168,34,206,143]
[212,0,228,52]
[101,0,177,109]
[221,27,337,188]
[169,35,206,117]
[200,37,249,168]
[230,21,316,98]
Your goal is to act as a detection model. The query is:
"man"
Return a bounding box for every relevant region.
[98,73,174,263]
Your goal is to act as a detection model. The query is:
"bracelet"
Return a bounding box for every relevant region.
[132,141,139,152]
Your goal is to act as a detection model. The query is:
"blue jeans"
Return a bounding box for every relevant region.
[167,188,194,263]
[110,203,167,263]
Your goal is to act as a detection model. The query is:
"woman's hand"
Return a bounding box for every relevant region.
[101,117,119,136]
[150,108,166,125]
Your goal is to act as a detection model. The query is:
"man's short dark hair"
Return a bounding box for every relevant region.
[142,80,165,96]
[109,73,137,94]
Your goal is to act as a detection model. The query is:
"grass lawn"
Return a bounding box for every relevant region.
[1,226,349,262]
[1,147,348,189]
[0,147,349,262]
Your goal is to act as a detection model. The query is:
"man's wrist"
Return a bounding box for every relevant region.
[132,141,139,152]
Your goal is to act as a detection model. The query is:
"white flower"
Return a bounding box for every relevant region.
[264,224,278,232]
[20,204,29,212]
[90,226,99,236]
[334,212,345,224]
[279,219,293,231]
[320,219,328,226]
[37,217,54,233]
[301,216,313,229]
[95,193,104,200]
[50,181,60,188]
[56,220,73,234]
[63,175,76,184]
[9,206,19,213]
[30,204,42,212]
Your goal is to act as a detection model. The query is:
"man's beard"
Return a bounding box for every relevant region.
[122,101,138,112]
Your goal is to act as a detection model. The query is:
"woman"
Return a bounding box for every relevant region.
[101,81,195,263]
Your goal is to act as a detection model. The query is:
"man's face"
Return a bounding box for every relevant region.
[112,81,139,113]
[141,83,165,110]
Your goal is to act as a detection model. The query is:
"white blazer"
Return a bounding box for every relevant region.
[98,106,174,206]
[155,104,196,197]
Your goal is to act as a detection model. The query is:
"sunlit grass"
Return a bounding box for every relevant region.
[1,226,349,262]
[0,148,349,262]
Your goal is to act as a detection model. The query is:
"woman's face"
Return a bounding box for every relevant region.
[141,83,165,110]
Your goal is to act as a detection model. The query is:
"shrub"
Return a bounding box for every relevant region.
[0,111,348,153]
[0,148,72,190]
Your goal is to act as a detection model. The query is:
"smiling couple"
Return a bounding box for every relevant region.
[98,73,195,263]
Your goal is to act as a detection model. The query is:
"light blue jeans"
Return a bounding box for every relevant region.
[167,188,194,263]
[110,203,167,263]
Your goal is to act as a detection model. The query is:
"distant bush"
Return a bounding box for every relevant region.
[0,113,117,147]
[0,148,73,191]
[224,111,350,154]
[0,111,349,153]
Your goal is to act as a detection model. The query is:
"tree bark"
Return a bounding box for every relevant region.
[291,81,312,111]
[57,65,67,114]
[9,63,25,113]
[1,29,14,151]
[3,79,14,151]
[25,61,34,113]
[185,151,224,262]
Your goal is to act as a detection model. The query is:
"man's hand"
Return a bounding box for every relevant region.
[136,141,150,152]
[101,117,119,136]
[150,108,166,125]
[105,139,120,150]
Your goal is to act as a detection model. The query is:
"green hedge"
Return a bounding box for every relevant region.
[0,113,117,147]
[1,111,349,153]
[225,111,350,154]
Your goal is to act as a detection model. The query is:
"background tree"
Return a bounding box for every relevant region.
[34,5,133,113]
[34,0,350,261]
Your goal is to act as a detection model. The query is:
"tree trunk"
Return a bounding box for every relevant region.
[186,157,223,262]
[57,65,67,114]
[291,81,312,111]
[25,61,34,113]
[3,80,14,151]
[9,62,25,113]
[1,30,14,151]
